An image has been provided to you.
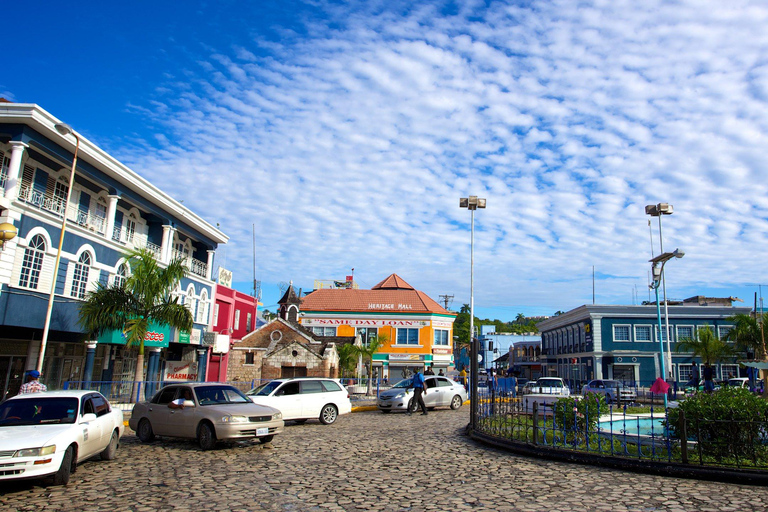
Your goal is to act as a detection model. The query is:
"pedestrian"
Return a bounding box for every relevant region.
[687,361,699,388]
[424,365,435,376]
[407,367,428,416]
[702,363,715,393]
[510,374,517,399]
[18,370,47,394]
[459,367,467,388]
[438,369,445,376]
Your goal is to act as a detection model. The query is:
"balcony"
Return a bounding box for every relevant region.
[172,249,208,278]
[17,186,107,234]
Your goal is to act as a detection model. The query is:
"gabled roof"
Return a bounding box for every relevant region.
[301,274,454,315]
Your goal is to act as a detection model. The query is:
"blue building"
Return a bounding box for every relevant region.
[0,101,228,396]
[537,300,751,387]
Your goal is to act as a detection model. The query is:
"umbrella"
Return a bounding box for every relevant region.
[650,377,670,394]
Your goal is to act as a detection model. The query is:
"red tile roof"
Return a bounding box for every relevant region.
[301,274,453,315]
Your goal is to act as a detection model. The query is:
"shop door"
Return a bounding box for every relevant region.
[612,365,635,384]
[281,366,307,378]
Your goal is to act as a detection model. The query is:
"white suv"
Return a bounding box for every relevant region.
[246,378,352,425]
[526,377,570,396]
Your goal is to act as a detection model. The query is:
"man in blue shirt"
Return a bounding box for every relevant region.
[407,367,428,416]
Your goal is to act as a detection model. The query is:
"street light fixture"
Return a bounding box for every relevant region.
[37,122,80,373]
[459,195,486,429]
[645,203,674,379]
[649,249,684,407]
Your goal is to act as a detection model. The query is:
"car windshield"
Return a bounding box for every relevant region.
[537,379,562,387]
[392,378,413,389]
[0,397,79,426]
[195,386,251,405]
[603,380,621,387]
[247,381,282,397]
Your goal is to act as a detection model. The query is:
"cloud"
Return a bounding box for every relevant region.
[115,0,768,315]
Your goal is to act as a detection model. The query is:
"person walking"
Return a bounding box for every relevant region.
[18,370,47,394]
[424,366,435,376]
[702,363,715,393]
[407,367,428,416]
[687,361,700,388]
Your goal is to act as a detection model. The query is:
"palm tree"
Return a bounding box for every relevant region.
[336,342,357,379]
[515,313,526,325]
[676,325,735,366]
[726,313,768,360]
[79,248,193,402]
[352,334,386,396]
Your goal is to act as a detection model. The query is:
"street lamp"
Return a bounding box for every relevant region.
[37,122,80,373]
[459,195,486,429]
[645,203,674,379]
[649,249,684,407]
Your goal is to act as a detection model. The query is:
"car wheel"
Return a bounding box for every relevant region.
[198,422,216,450]
[450,395,463,410]
[137,419,155,443]
[319,404,338,425]
[258,435,274,444]
[407,398,415,413]
[101,430,119,460]
[380,409,391,414]
[52,446,73,486]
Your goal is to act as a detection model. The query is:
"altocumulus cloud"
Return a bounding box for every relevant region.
[119,0,768,314]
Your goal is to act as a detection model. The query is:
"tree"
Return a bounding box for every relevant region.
[352,334,387,396]
[336,342,357,379]
[726,313,768,360]
[79,248,193,402]
[515,313,526,325]
[676,325,735,366]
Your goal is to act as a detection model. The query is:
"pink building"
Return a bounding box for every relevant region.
[207,284,258,382]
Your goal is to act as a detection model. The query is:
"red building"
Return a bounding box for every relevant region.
[207,284,258,381]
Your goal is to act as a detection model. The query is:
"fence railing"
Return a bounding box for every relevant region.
[474,394,768,470]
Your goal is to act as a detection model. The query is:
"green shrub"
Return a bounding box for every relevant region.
[553,393,607,431]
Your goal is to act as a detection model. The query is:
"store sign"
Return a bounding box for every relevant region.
[368,303,414,310]
[432,348,452,355]
[432,320,453,328]
[97,322,171,348]
[218,267,233,287]
[178,329,203,345]
[304,318,429,327]
[164,361,199,381]
[389,354,424,361]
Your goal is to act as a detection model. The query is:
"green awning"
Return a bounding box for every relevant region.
[97,322,172,348]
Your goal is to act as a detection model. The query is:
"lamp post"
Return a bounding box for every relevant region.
[649,249,684,408]
[460,195,486,429]
[645,203,674,379]
[37,123,80,373]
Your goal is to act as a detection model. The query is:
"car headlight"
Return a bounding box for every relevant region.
[272,412,282,420]
[221,415,249,423]
[15,445,56,458]
[394,392,406,399]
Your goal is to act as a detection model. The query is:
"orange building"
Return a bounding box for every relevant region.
[298,274,457,379]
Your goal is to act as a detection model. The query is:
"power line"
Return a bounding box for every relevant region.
[439,294,454,310]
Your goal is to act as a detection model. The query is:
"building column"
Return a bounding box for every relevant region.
[206,250,215,280]
[145,348,162,400]
[105,194,120,241]
[4,141,28,199]
[197,348,208,382]
[161,225,174,264]
[82,342,98,386]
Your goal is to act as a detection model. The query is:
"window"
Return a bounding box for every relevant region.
[321,380,342,392]
[718,326,733,341]
[246,312,252,332]
[276,382,300,396]
[114,263,128,287]
[244,352,254,365]
[125,216,137,243]
[654,326,669,342]
[196,290,209,324]
[71,252,92,299]
[94,199,107,223]
[677,326,694,341]
[613,325,630,342]
[213,304,219,326]
[434,329,449,346]
[721,364,738,379]
[152,387,178,405]
[678,364,693,383]
[356,327,378,346]
[396,328,419,345]
[312,326,336,336]
[53,180,68,214]
[186,287,197,318]
[91,394,110,417]
[634,326,651,342]
[234,310,241,330]
[300,380,324,394]
[19,234,46,289]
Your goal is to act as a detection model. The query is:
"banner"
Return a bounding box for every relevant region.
[218,267,233,287]
[164,361,199,381]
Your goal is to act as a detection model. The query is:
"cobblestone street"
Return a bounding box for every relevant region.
[1,407,765,512]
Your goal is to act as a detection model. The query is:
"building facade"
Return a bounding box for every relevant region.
[537,303,752,386]
[206,283,259,381]
[0,102,228,397]
[298,274,457,380]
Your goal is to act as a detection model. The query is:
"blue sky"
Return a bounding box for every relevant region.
[6,1,768,321]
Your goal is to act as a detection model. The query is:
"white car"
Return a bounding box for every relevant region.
[581,379,636,403]
[526,377,570,396]
[0,390,125,485]
[376,376,468,413]
[246,378,352,425]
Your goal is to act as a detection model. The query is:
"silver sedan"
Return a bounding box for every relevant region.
[377,376,468,413]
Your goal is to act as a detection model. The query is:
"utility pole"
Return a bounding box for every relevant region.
[439,294,454,310]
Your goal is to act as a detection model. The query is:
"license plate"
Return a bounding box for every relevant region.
[257,428,269,436]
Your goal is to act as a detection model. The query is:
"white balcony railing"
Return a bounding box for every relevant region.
[190,258,208,278]
[18,185,67,217]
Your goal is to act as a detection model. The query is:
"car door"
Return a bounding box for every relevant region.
[435,377,454,406]
[90,393,114,448]
[272,382,302,420]
[146,386,178,436]
[423,378,440,407]
[79,396,104,459]
[299,380,325,418]
[169,387,198,438]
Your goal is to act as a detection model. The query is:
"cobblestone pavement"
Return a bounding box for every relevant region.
[1,406,766,512]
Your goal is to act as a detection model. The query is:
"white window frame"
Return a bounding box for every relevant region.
[234,309,241,330]
[718,325,734,341]
[612,324,631,342]
[196,290,209,324]
[396,328,420,346]
[433,329,450,346]
[185,285,197,318]
[213,304,220,326]
[634,325,651,342]
[720,363,739,380]
[18,234,46,290]
[70,251,92,299]
[654,325,669,343]
[311,326,336,336]
[676,325,694,341]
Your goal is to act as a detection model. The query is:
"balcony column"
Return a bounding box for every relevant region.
[197,348,208,382]
[105,194,120,241]
[4,141,28,199]
[206,250,215,280]
[82,342,98,386]
[161,225,174,263]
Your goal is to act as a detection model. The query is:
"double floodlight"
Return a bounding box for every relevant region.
[645,203,673,216]
[460,196,487,210]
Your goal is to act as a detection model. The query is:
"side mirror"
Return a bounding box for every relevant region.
[183,400,195,408]
[80,413,97,423]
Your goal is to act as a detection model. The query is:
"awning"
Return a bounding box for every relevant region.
[740,361,768,370]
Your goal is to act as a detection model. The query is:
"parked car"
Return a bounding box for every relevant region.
[377,375,468,413]
[581,379,637,403]
[725,377,764,391]
[246,378,352,425]
[525,377,570,396]
[516,378,530,395]
[0,390,125,485]
[129,383,283,450]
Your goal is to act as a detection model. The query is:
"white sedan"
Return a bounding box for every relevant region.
[0,390,125,485]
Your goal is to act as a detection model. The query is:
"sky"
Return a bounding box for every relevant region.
[5,0,768,321]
